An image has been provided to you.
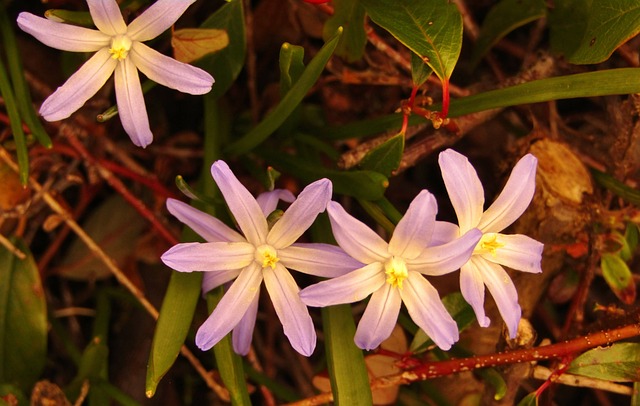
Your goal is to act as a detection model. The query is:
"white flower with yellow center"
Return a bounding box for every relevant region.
[17,0,214,147]
[435,149,543,338]
[300,191,482,351]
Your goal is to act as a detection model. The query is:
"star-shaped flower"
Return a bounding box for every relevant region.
[161,161,361,356]
[17,0,214,147]
[436,149,543,338]
[300,191,482,351]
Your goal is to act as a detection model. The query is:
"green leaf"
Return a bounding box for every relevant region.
[0,238,47,391]
[411,52,433,87]
[601,253,635,304]
[360,0,462,80]
[591,168,640,207]
[225,28,343,155]
[471,0,546,66]
[624,222,639,258]
[199,0,246,99]
[0,58,29,185]
[568,342,640,381]
[279,43,305,96]
[172,28,230,64]
[516,392,538,406]
[549,0,640,64]
[66,337,109,401]
[359,134,404,178]
[43,9,94,26]
[323,305,373,405]
[324,0,367,62]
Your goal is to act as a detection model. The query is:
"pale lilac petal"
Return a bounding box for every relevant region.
[202,269,242,294]
[263,264,316,356]
[39,48,117,121]
[279,243,363,277]
[299,262,385,307]
[161,241,254,272]
[409,228,482,275]
[232,290,260,355]
[196,264,263,350]
[114,56,153,147]
[472,257,521,338]
[129,42,213,95]
[211,161,268,246]
[327,201,389,264]
[459,262,490,328]
[17,13,109,52]
[86,0,127,36]
[401,272,459,350]
[481,234,543,274]
[478,154,537,233]
[431,221,460,245]
[438,149,485,232]
[388,190,437,259]
[267,179,331,248]
[256,189,295,216]
[127,0,196,42]
[166,198,244,243]
[354,283,402,351]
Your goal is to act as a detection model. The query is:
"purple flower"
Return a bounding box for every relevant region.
[161,161,360,356]
[300,191,482,351]
[436,149,543,338]
[17,0,214,147]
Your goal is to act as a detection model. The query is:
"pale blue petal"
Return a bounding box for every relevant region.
[388,190,437,259]
[327,201,389,264]
[17,13,109,52]
[267,179,331,249]
[202,269,242,294]
[279,243,363,277]
[438,149,485,233]
[478,154,537,233]
[263,264,316,356]
[211,161,268,246]
[408,228,482,275]
[166,198,244,243]
[196,264,263,350]
[39,48,117,121]
[114,56,153,147]
[431,221,460,245]
[127,0,196,42]
[481,234,543,274]
[161,241,254,272]
[299,262,385,307]
[354,283,402,351]
[460,262,490,328]
[472,257,521,338]
[130,42,213,95]
[232,290,260,355]
[87,0,126,35]
[256,189,295,216]
[401,272,459,350]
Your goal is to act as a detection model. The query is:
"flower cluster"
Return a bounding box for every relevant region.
[161,150,543,356]
[17,0,214,148]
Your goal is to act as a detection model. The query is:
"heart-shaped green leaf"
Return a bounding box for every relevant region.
[568,343,640,381]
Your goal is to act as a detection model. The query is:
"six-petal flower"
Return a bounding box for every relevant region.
[17,0,214,147]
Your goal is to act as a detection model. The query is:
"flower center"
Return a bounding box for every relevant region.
[384,256,408,289]
[109,35,132,60]
[255,244,279,269]
[476,233,505,257]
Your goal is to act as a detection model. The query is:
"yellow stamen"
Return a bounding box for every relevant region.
[384,256,408,289]
[109,35,132,60]
[477,233,505,257]
[255,244,279,269]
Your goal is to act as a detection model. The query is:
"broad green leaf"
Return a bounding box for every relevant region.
[172,28,229,64]
[324,0,367,62]
[360,0,462,80]
[0,238,47,391]
[624,222,639,258]
[0,384,28,405]
[471,0,546,66]
[411,52,433,87]
[323,305,373,405]
[199,0,246,99]
[592,168,640,207]
[549,0,640,64]
[601,253,635,304]
[568,342,640,381]
[359,134,404,178]
[516,392,538,406]
[225,28,343,156]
